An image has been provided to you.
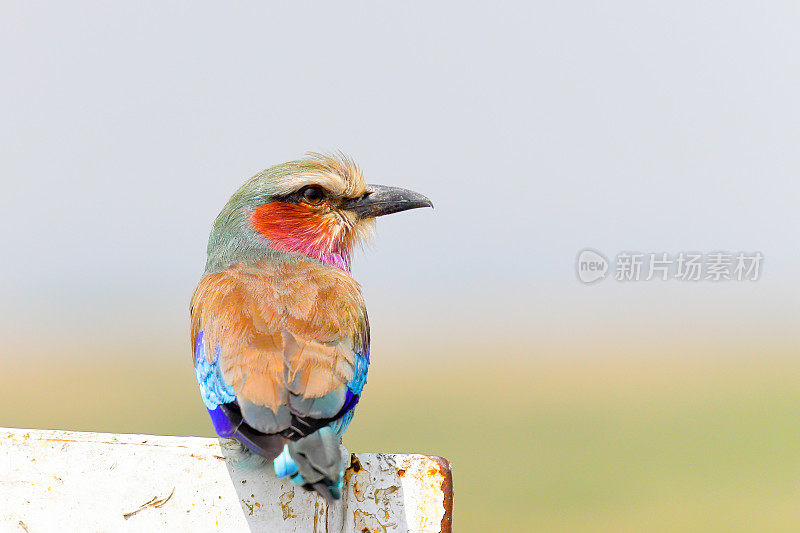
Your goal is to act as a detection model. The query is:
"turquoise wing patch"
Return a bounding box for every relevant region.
[194,331,236,410]
[347,353,369,395]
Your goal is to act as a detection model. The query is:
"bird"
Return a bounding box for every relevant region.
[190,153,432,502]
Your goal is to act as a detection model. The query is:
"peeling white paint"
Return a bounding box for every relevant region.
[0,427,451,532]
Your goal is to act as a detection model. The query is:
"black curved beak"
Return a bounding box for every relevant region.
[341,184,433,219]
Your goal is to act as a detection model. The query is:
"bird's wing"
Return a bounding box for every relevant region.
[191,261,369,445]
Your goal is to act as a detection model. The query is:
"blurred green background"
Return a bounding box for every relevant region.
[2,2,800,532]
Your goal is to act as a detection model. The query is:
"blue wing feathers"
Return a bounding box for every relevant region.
[347,352,369,395]
[194,331,238,437]
[329,346,370,437]
[194,329,369,443]
[194,331,236,409]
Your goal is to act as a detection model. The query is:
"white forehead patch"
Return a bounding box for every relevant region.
[264,152,367,199]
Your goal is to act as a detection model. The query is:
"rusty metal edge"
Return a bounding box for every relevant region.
[425,455,453,533]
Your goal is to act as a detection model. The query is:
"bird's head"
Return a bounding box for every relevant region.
[205,152,432,273]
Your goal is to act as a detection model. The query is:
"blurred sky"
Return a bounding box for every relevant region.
[1,2,798,360]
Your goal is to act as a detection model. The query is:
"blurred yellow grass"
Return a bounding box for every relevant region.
[2,344,800,532]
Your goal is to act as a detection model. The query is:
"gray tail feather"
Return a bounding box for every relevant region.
[288,427,343,501]
[310,482,336,504]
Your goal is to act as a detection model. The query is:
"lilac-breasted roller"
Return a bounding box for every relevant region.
[191,153,432,501]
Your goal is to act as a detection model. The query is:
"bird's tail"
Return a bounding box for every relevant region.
[273,426,344,503]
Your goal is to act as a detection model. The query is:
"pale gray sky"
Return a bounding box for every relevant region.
[1,2,797,354]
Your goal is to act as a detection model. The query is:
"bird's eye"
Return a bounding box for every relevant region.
[300,186,325,205]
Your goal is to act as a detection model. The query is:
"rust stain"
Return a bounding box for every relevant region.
[344,453,362,484]
[396,468,406,477]
[242,499,254,515]
[344,453,372,502]
[373,485,399,507]
[279,489,296,520]
[426,456,453,533]
[353,509,387,533]
[18,521,29,532]
[351,469,371,502]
